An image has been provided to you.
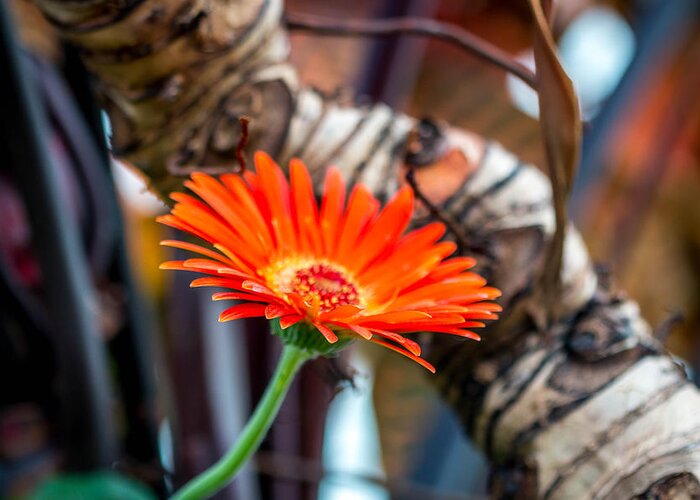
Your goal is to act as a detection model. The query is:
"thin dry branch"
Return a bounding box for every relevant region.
[285,12,538,90]
[405,167,469,255]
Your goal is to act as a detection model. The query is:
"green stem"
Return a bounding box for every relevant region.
[171,344,310,500]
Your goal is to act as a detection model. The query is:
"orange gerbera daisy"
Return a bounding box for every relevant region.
[158,152,501,372]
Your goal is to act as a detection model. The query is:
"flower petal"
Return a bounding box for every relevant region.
[334,184,378,263]
[370,338,435,373]
[265,304,294,319]
[319,167,346,255]
[318,304,363,322]
[313,322,338,343]
[365,327,421,355]
[345,324,372,340]
[255,152,297,254]
[290,158,323,256]
[220,173,274,248]
[347,187,414,273]
[212,291,276,303]
[219,303,268,322]
[185,174,268,258]
[357,311,431,324]
[280,314,303,329]
[160,240,234,266]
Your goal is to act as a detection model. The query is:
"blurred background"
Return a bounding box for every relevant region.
[1,0,699,498]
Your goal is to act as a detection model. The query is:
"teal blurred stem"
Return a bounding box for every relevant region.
[171,344,310,500]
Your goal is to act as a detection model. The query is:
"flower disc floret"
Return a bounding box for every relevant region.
[261,259,362,313]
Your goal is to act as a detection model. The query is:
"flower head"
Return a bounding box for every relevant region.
[158,152,501,372]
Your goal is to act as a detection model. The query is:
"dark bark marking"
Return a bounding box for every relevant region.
[452,161,523,220]
[403,117,448,167]
[509,346,648,456]
[111,62,266,154]
[78,4,208,63]
[484,349,561,458]
[348,110,396,187]
[631,467,700,499]
[183,79,293,171]
[607,432,700,497]
[42,0,148,33]
[287,97,328,168]
[315,109,373,174]
[377,126,410,204]
[543,378,687,499]
[110,72,254,155]
[504,295,665,454]
[476,225,545,306]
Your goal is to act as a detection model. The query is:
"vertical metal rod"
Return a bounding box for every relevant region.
[61,45,163,480]
[0,1,115,470]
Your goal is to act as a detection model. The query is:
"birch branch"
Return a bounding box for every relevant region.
[29,0,700,497]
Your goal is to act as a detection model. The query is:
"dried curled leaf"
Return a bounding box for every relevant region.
[527,0,582,326]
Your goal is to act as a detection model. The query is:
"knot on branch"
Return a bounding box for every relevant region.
[564,294,656,362]
[632,472,700,499]
[404,117,448,167]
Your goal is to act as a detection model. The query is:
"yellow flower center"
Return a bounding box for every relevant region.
[263,259,361,313]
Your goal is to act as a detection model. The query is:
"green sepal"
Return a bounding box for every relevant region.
[270,318,354,356]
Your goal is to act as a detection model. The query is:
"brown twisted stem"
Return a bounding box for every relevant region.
[285,12,538,90]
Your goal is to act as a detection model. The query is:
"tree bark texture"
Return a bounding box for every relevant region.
[30,0,700,497]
